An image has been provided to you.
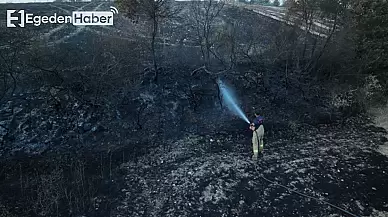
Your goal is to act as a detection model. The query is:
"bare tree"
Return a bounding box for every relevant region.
[0,29,31,103]
[143,0,178,82]
[212,19,240,70]
[117,0,178,82]
[191,0,225,69]
[116,0,140,20]
[287,0,319,60]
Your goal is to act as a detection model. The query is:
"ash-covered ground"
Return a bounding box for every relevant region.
[114,117,388,217]
[0,1,388,217]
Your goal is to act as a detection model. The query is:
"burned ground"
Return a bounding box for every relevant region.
[0,1,387,217]
[115,119,388,217]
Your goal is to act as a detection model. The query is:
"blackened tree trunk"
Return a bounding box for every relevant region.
[151,13,159,83]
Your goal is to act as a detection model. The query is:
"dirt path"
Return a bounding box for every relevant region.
[48,2,105,45]
[231,3,333,38]
[35,1,97,43]
[42,2,94,39]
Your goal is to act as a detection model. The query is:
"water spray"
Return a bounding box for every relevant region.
[217,79,250,124]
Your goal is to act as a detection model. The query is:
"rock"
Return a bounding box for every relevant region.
[25,143,48,155]
[123,123,130,129]
[92,125,105,133]
[83,123,92,132]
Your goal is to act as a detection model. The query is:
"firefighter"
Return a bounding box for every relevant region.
[249,111,264,160]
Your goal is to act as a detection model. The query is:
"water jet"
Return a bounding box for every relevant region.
[217,79,250,124]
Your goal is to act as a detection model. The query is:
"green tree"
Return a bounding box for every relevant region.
[352,0,388,93]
